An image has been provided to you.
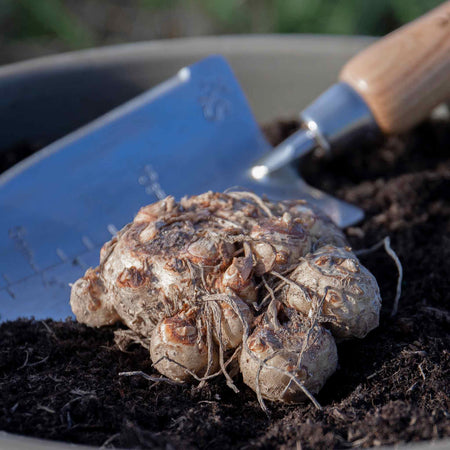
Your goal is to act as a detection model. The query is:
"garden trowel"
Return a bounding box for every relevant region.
[0,55,357,323]
[1,2,449,322]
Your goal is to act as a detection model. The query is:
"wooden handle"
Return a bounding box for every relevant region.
[340,1,450,134]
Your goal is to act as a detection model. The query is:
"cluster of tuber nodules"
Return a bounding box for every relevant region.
[70,192,381,405]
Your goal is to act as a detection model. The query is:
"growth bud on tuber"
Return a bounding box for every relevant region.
[284,245,382,339]
[240,306,338,403]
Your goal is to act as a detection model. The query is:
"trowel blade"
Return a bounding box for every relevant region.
[0,55,361,322]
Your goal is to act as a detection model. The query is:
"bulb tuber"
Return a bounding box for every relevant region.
[70,191,381,405]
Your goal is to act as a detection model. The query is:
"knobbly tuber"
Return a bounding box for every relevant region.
[284,245,382,340]
[70,191,381,405]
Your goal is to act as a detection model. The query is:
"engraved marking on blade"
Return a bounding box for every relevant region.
[8,226,50,287]
[199,79,232,122]
[107,224,119,236]
[56,248,68,262]
[82,236,94,250]
[2,274,15,299]
[9,226,40,274]
[2,273,12,283]
[46,275,70,289]
[0,241,101,299]
[2,231,101,290]
[74,256,88,270]
[140,165,167,200]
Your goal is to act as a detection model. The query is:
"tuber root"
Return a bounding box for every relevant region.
[284,245,381,339]
[70,191,382,406]
[150,307,218,382]
[240,304,338,403]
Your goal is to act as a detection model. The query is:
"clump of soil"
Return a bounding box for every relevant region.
[1,119,450,449]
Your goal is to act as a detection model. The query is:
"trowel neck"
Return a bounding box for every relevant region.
[301,82,381,157]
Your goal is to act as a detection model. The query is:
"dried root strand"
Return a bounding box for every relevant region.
[151,349,240,385]
[269,270,312,302]
[355,236,403,317]
[384,237,403,317]
[255,349,322,414]
[226,190,274,217]
[207,301,240,393]
[118,371,183,386]
[279,288,329,400]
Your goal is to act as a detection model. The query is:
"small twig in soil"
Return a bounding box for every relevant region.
[384,238,403,317]
[66,411,73,429]
[37,404,56,414]
[18,350,29,369]
[28,355,49,367]
[406,382,419,393]
[100,432,120,449]
[366,368,383,380]
[350,436,370,447]
[418,363,426,380]
[70,389,95,396]
[61,394,97,411]
[401,349,427,357]
[10,403,19,414]
[118,370,183,386]
[40,320,58,340]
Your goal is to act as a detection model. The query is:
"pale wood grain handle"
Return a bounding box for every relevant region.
[340,1,450,134]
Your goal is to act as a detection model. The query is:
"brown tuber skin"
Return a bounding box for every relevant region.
[240,305,338,403]
[150,307,218,382]
[284,245,381,340]
[70,191,382,405]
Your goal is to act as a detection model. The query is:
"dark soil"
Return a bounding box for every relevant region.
[1,119,450,449]
[0,142,40,174]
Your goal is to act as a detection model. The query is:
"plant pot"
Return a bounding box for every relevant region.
[0,35,448,450]
[0,35,375,154]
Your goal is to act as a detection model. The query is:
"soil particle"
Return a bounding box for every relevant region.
[1,118,450,449]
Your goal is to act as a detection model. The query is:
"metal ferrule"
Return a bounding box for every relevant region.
[301,82,380,156]
[251,82,381,178]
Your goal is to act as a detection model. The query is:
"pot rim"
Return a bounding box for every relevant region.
[0,34,375,75]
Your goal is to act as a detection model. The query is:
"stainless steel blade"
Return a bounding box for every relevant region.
[0,55,362,322]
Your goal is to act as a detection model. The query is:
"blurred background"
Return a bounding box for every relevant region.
[0,0,444,65]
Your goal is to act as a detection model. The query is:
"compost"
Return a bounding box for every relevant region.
[1,117,449,449]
